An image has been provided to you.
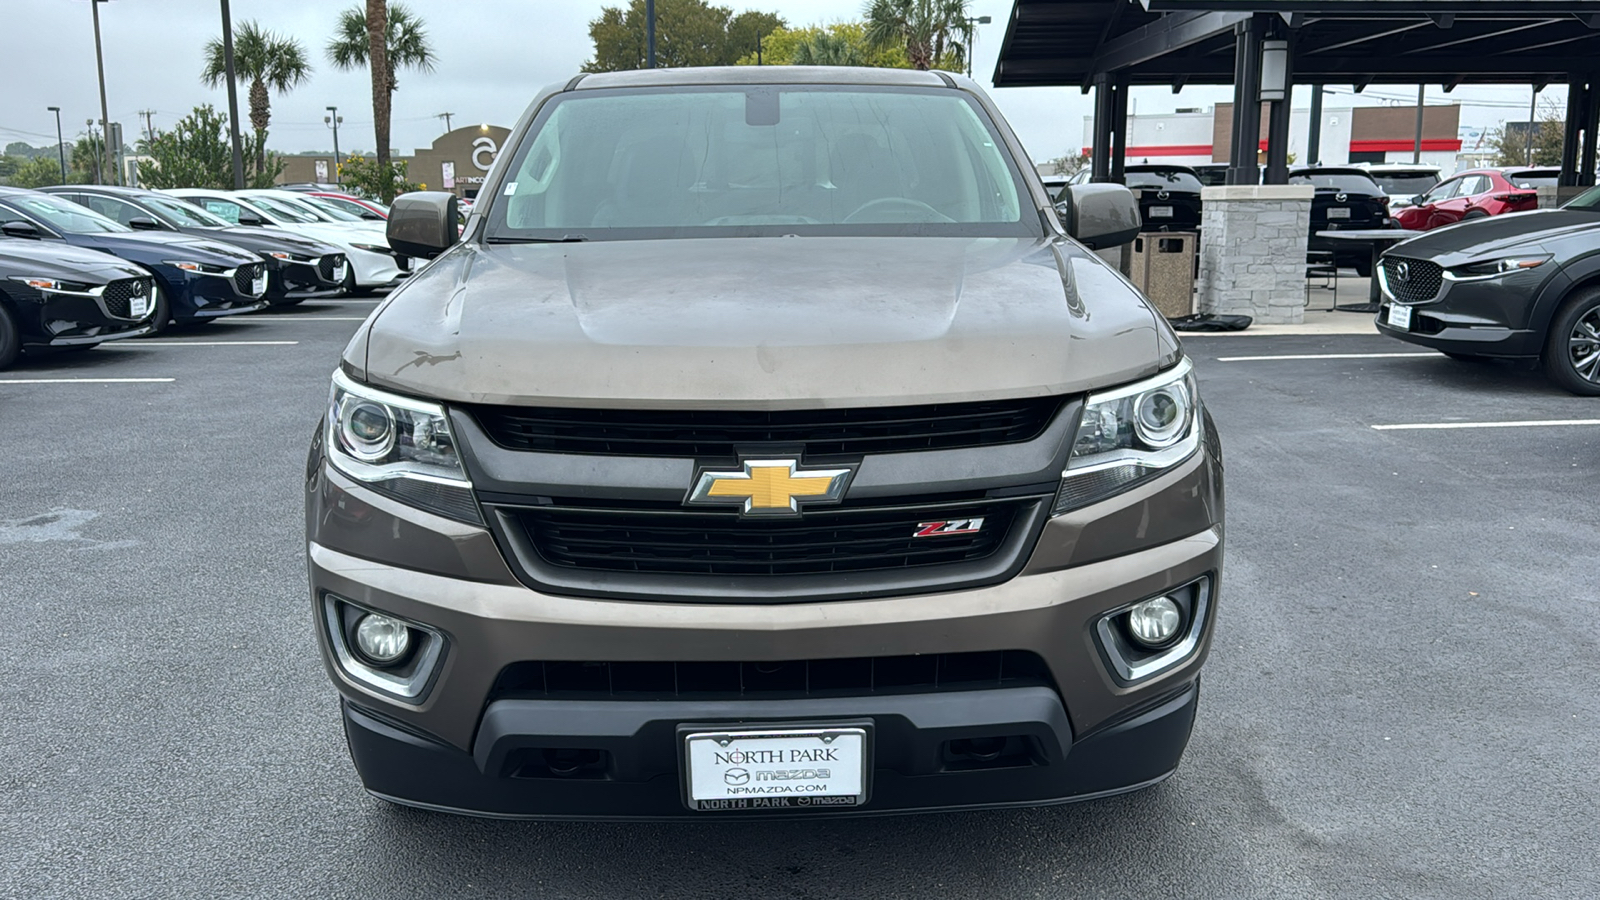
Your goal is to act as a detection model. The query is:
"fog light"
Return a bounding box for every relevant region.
[1127,596,1183,648]
[354,613,411,664]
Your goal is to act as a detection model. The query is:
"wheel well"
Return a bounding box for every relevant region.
[1532,272,1600,346]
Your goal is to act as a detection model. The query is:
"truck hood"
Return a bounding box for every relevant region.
[358,236,1167,408]
[1388,210,1600,264]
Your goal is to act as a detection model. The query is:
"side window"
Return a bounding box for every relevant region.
[1424,179,1459,203]
[80,195,142,226]
[201,200,242,223]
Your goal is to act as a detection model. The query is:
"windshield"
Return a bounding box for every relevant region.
[8,194,128,234]
[247,196,322,224]
[1125,169,1204,193]
[486,86,1036,241]
[1372,173,1439,196]
[1505,170,1560,189]
[301,197,365,222]
[144,195,231,228]
[1290,172,1383,195]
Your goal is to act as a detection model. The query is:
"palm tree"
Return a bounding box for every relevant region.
[201,21,312,176]
[863,0,969,71]
[327,2,436,197]
[792,31,868,67]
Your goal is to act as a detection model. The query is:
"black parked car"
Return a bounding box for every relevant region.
[1290,167,1393,276]
[1376,186,1600,395]
[0,188,268,331]
[39,185,348,306]
[0,240,158,369]
[1124,164,1204,232]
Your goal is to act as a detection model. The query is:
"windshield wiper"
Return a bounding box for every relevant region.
[487,234,591,243]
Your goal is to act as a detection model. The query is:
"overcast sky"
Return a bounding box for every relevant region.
[1,0,1555,163]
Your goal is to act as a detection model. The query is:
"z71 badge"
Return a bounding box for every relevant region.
[913,518,985,537]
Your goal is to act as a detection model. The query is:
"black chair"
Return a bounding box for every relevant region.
[1306,251,1339,310]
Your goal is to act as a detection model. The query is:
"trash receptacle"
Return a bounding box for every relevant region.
[1130,232,1197,319]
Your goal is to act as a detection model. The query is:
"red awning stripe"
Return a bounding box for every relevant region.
[1348,139,1463,152]
[1080,144,1216,158]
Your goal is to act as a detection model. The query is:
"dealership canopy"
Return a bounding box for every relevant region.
[995,0,1600,185]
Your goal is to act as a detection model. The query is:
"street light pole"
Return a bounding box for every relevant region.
[963,15,992,79]
[646,0,656,69]
[326,106,342,184]
[219,0,247,189]
[89,0,115,185]
[48,106,66,183]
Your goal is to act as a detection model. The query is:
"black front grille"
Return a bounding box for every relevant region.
[468,396,1065,458]
[1383,257,1444,304]
[100,277,153,319]
[490,650,1052,701]
[518,500,1020,577]
[231,262,264,296]
[316,254,346,282]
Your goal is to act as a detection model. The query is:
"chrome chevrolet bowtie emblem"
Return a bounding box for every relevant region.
[1395,262,1412,283]
[687,459,854,517]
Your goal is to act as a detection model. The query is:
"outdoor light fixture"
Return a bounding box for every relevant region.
[1260,39,1289,103]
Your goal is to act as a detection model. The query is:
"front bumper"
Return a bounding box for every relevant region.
[307,439,1224,818]
[1373,261,1552,358]
[14,291,156,346]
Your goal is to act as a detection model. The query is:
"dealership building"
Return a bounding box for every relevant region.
[277,124,512,201]
[1082,101,1463,171]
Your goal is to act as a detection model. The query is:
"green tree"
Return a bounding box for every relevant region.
[136,105,281,190]
[863,0,970,71]
[4,155,80,188]
[328,2,436,200]
[337,154,419,201]
[736,22,907,67]
[584,0,784,72]
[1490,103,1565,168]
[202,21,313,175]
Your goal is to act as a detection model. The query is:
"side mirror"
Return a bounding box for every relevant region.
[128,216,164,231]
[360,211,385,221]
[1,220,41,239]
[1057,184,1142,250]
[387,191,460,260]
[237,213,266,227]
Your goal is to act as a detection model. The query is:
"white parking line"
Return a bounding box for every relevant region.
[249,316,367,322]
[1374,419,1600,431]
[1217,352,1439,362]
[0,377,175,384]
[110,340,299,346]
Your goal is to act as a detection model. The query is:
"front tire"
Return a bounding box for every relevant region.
[0,305,20,370]
[144,291,172,336]
[1542,287,1600,396]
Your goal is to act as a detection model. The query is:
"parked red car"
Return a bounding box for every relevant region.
[307,191,389,222]
[1392,167,1556,231]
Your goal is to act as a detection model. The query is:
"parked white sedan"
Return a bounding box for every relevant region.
[162,188,408,292]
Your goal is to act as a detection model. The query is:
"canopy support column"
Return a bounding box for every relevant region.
[1091,73,1114,183]
[1110,75,1130,183]
[1228,16,1265,185]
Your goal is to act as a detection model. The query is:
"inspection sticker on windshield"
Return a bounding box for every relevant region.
[1387,304,1413,331]
[683,726,868,811]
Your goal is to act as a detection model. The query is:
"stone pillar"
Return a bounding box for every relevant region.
[1196,184,1314,324]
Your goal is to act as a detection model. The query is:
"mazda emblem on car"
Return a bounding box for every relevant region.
[687,459,854,516]
[1395,262,1411,283]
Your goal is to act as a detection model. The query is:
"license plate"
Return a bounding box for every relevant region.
[1387,303,1413,330]
[129,291,150,318]
[1149,205,1174,218]
[1327,207,1352,219]
[683,725,868,812]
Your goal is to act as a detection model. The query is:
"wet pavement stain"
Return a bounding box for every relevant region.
[0,509,138,549]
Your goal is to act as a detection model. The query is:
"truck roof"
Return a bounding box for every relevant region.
[572,66,954,91]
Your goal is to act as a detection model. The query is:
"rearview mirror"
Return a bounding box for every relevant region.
[1057,184,1142,250]
[128,216,164,231]
[387,191,460,260]
[1,220,41,239]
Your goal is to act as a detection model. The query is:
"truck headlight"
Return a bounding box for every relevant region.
[326,370,480,523]
[1054,358,1200,514]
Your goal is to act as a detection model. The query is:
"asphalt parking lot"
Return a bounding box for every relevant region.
[2,304,1596,900]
